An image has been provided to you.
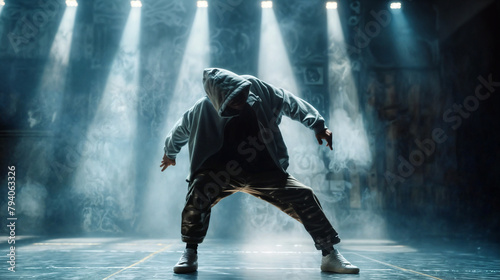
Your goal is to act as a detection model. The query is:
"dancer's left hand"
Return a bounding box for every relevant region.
[316,129,333,151]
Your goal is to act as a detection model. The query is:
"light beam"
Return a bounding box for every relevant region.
[326,6,372,170]
[389,3,415,66]
[71,7,142,233]
[258,7,298,93]
[140,5,210,235]
[258,5,311,164]
[30,4,77,129]
[17,4,78,231]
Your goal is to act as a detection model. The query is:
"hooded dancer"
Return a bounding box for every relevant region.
[161,68,359,274]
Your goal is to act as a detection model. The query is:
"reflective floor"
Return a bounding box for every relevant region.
[1,236,499,279]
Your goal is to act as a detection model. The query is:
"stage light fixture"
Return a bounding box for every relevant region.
[65,0,77,7]
[197,1,208,8]
[130,0,142,7]
[0,0,5,6]
[390,2,401,9]
[326,2,337,9]
[261,1,272,8]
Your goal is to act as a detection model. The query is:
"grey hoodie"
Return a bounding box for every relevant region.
[164,68,327,180]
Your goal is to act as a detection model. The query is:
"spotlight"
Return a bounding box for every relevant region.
[261,1,272,8]
[390,2,402,9]
[65,0,77,7]
[130,0,142,7]
[197,1,208,8]
[326,2,337,9]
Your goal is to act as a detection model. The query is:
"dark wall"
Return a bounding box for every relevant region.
[440,3,500,237]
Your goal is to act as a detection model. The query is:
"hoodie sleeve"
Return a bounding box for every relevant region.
[164,108,193,159]
[245,76,327,134]
[239,75,328,134]
[280,89,327,134]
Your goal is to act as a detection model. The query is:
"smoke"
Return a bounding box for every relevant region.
[326,3,373,172]
[328,108,372,171]
[17,181,48,232]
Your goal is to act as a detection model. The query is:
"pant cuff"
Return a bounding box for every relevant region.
[182,235,205,244]
[314,235,341,250]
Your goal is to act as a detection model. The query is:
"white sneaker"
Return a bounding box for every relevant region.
[321,249,360,274]
[173,248,198,274]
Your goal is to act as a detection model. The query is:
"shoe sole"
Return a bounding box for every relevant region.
[173,265,198,274]
[321,267,360,274]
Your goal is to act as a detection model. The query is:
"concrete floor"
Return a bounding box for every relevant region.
[0,236,499,279]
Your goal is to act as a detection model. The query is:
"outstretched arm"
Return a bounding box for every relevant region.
[280,87,333,150]
[242,76,333,151]
[280,89,327,134]
[161,109,193,171]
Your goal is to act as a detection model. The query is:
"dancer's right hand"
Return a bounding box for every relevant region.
[160,154,176,171]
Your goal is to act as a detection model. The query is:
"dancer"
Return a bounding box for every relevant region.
[161,68,359,274]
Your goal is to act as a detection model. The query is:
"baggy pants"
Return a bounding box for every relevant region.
[181,169,341,250]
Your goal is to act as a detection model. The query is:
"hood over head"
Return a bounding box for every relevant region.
[203,68,252,117]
